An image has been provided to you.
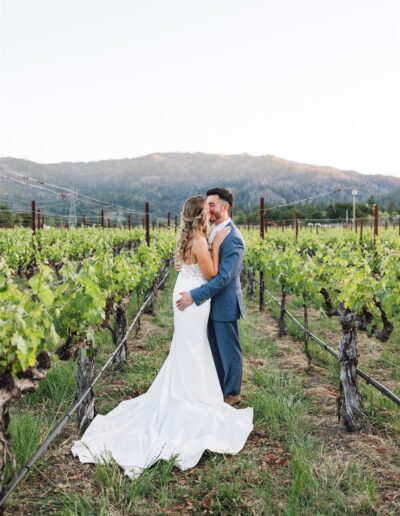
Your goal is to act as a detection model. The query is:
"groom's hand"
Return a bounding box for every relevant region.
[176,291,193,311]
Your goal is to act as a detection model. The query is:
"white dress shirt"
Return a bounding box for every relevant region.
[208,217,232,245]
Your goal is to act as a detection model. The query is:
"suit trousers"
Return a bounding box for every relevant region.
[207,318,242,397]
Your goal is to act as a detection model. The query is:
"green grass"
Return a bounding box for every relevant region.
[248,366,311,442]
[285,441,377,515]
[5,411,48,481]
[360,383,400,436]
[26,360,76,410]
[123,353,166,392]
[378,326,400,384]
[6,361,77,483]
[143,331,172,351]
[246,364,378,514]
[56,456,180,515]
[240,305,278,359]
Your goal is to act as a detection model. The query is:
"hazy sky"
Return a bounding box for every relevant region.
[0,0,399,175]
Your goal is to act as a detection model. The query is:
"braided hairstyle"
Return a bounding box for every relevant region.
[176,195,208,263]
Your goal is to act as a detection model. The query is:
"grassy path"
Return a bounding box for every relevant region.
[5,270,400,514]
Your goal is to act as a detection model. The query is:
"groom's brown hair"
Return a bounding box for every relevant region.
[206,188,233,208]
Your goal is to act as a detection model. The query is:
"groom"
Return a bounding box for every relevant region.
[176,188,245,406]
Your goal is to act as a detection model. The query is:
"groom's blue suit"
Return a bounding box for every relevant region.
[190,221,245,397]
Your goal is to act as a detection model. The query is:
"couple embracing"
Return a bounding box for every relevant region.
[72,188,253,478]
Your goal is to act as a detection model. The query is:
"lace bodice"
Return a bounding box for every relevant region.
[180,262,205,281]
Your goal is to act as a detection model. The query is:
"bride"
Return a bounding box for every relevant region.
[71,195,253,478]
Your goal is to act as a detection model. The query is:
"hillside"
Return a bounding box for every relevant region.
[1,153,399,216]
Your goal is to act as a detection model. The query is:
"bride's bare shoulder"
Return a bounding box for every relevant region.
[192,234,208,246]
[194,232,208,241]
[192,234,209,253]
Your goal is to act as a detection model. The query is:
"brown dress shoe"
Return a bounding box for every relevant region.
[224,394,241,406]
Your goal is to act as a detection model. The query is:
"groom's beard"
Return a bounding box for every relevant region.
[209,211,223,224]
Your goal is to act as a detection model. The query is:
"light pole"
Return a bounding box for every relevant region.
[352,189,358,230]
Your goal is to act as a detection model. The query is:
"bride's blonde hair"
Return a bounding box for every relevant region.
[176,196,208,263]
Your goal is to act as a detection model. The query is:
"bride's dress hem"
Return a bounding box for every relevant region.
[71,405,253,479]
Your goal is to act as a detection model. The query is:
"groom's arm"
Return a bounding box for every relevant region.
[190,237,244,306]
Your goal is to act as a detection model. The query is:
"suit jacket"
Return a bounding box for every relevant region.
[190,221,245,321]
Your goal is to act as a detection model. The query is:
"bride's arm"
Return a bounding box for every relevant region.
[192,237,219,281]
[192,230,230,281]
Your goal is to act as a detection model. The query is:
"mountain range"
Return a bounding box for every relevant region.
[1,153,399,218]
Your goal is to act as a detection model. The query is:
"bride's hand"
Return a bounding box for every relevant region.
[213,227,231,248]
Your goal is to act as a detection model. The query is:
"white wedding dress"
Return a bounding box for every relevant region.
[71,263,253,478]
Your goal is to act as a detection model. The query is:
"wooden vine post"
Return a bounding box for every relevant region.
[302,293,312,369]
[31,200,36,235]
[145,202,150,246]
[373,204,379,241]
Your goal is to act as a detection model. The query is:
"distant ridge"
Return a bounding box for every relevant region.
[1,153,399,215]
